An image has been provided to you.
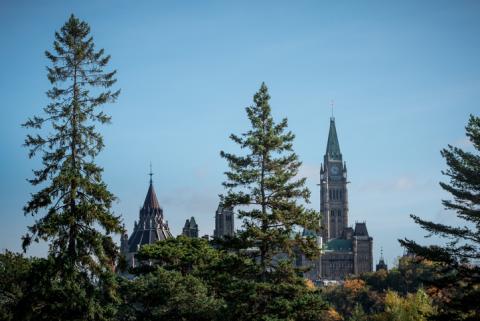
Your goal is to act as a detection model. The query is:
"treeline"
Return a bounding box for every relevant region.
[0,15,479,321]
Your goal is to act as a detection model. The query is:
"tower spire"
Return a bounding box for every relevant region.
[326,117,342,160]
[149,162,153,185]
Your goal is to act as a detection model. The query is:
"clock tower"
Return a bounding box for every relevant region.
[320,117,348,240]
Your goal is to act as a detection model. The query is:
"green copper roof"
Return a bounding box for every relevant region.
[325,238,352,252]
[326,117,342,160]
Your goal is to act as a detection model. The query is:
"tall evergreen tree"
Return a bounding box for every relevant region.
[220,82,320,280]
[22,14,122,275]
[400,114,480,320]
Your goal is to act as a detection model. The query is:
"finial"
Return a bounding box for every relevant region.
[149,162,153,184]
[330,99,335,119]
[380,246,384,259]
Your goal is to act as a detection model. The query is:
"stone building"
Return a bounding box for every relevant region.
[120,175,172,268]
[182,216,199,238]
[300,117,373,280]
[214,203,234,238]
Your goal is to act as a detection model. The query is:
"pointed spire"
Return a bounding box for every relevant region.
[143,164,161,209]
[326,117,342,160]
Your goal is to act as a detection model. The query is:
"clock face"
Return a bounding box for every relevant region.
[330,165,340,175]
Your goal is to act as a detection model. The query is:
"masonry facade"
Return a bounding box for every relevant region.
[214,204,234,238]
[182,216,199,238]
[301,117,373,281]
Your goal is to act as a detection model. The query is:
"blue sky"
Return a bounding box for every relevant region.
[0,0,479,266]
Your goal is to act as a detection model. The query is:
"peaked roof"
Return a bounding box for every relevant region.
[354,222,369,237]
[125,179,171,253]
[326,117,342,160]
[143,180,161,209]
[189,216,198,228]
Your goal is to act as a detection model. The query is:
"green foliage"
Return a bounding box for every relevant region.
[0,252,119,321]
[134,236,220,275]
[15,14,123,320]
[220,82,321,279]
[360,257,437,295]
[400,115,480,320]
[121,236,328,321]
[118,268,223,321]
[376,289,434,321]
[0,251,31,321]
[22,14,122,274]
[348,304,368,321]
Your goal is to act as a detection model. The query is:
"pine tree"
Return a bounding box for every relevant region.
[400,114,480,320]
[220,82,320,280]
[22,14,122,275]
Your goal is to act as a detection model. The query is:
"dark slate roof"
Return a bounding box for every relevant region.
[143,181,161,209]
[127,222,172,253]
[326,118,342,160]
[127,180,172,253]
[354,222,369,237]
[189,216,198,229]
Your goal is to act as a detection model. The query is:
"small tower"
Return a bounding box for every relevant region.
[182,216,199,238]
[376,247,388,271]
[353,222,373,274]
[120,167,172,269]
[214,203,234,238]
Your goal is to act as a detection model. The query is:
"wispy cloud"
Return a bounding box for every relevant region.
[162,186,218,214]
[296,163,319,183]
[356,176,434,193]
[452,136,472,149]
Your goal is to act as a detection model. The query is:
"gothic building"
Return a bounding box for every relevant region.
[182,216,199,238]
[214,203,234,238]
[301,117,373,280]
[120,176,172,268]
